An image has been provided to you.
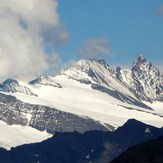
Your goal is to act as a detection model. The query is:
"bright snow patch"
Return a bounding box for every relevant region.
[0,121,52,150]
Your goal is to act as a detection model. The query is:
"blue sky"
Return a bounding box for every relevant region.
[0,0,162,81]
[57,0,163,70]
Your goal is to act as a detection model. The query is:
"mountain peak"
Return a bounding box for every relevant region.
[59,58,115,85]
[131,55,160,75]
[2,78,18,85]
[128,55,162,101]
[29,75,62,88]
[38,74,49,80]
[74,59,109,68]
[131,55,160,74]
[132,54,148,69]
[137,54,145,61]
[0,78,37,96]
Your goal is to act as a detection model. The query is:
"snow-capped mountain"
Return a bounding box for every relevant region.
[117,55,163,102]
[60,56,162,103]
[0,55,162,142]
[59,59,150,109]
[59,59,115,85]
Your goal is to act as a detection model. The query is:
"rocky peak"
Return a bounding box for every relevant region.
[134,54,146,63]
[30,75,50,84]
[3,79,18,85]
[0,79,37,96]
[59,59,115,82]
[64,59,112,72]
[29,75,62,88]
[131,55,161,76]
[116,55,163,101]
[132,55,148,71]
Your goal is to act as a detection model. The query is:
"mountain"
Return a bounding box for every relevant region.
[59,59,115,85]
[0,55,162,161]
[111,136,163,163]
[0,119,163,163]
[116,55,163,102]
[59,59,151,108]
[60,56,162,102]
[0,55,162,131]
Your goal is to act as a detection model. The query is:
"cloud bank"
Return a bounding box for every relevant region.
[78,38,110,59]
[0,0,69,81]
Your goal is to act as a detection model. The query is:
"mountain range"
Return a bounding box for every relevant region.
[0,55,162,151]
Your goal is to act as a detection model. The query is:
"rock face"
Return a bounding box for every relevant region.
[29,75,62,88]
[0,79,37,96]
[0,93,108,134]
[0,119,163,163]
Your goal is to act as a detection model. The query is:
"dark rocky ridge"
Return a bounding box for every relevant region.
[0,119,163,163]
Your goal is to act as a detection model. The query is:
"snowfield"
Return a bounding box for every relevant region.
[0,121,52,150]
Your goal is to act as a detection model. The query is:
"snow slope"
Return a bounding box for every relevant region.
[0,121,51,150]
[9,75,163,129]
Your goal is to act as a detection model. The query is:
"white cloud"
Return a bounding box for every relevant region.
[78,38,110,59]
[0,0,69,81]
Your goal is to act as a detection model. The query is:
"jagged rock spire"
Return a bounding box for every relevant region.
[132,54,148,71]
